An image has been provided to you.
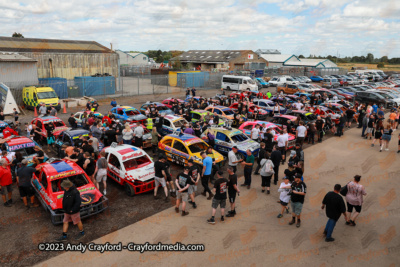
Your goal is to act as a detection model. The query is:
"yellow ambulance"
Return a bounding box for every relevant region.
[22,86,61,111]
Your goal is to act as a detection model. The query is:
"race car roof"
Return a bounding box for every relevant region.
[214,105,231,111]
[191,109,208,114]
[106,144,146,159]
[6,137,36,151]
[37,116,62,122]
[291,110,308,114]
[42,160,83,179]
[120,106,137,110]
[164,98,184,102]
[277,115,297,120]
[64,129,90,138]
[167,133,202,144]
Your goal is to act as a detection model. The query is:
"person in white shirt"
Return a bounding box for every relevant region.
[294,100,304,110]
[133,122,144,149]
[260,124,267,141]
[277,176,292,218]
[228,146,243,173]
[276,128,289,164]
[332,95,338,101]
[296,121,307,147]
[251,124,261,141]
[272,103,281,116]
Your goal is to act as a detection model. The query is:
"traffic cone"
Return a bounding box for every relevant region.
[62,102,67,114]
[34,106,38,117]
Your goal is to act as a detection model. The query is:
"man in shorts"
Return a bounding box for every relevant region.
[56,179,84,241]
[187,159,199,209]
[154,155,169,202]
[95,151,108,195]
[175,166,191,216]
[207,170,228,224]
[17,159,42,209]
[226,167,239,217]
[289,173,307,228]
[0,159,13,207]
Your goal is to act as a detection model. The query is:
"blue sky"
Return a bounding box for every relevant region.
[0,0,399,57]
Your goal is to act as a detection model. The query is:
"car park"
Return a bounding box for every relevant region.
[111,106,147,124]
[322,78,340,88]
[202,126,260,158]
[140,102,174,116]
[0,136,48,164]
[354,91,395,109]
[229,103,268,120]
[31,116,69,142]
[32,159,108,225]
[158,133,224,166]
[102,144,155,196]
[159,115,189,135]
[238,121,296,149]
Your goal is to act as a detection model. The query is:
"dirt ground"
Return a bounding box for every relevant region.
[0,87,356,266]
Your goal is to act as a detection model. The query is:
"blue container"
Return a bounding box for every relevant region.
[177,72,210,88]
[74,76,115,97]
[38,78,68,99]
[255,70,264,77]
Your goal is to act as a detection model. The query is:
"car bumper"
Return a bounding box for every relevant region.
[131,178,155,194]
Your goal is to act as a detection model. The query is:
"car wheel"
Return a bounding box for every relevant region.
[227,86,231,90]
[124,183,135,197]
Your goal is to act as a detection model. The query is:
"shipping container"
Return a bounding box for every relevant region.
[38,77,68,99]
[74,76,115,97]
[177,72,210,88]
[168,71,200,87]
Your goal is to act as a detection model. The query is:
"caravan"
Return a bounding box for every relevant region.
[221,75,258,91]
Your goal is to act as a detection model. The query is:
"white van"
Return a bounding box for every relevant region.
[221,75,258,91]
[268,76,299,87]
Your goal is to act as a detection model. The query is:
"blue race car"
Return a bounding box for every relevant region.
[140,102,174,116]
[111,106,147,123]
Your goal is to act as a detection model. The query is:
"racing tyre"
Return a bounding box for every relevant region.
[124,183,135,197]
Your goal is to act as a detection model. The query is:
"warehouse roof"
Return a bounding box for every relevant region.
[284,58,338,68]
[170,50,251,63]
[116,50,148,58]
[259,54,297,63]
[0,37,113,54]
[0,53,37,62]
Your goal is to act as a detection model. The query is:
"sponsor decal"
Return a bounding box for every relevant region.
[186,139,202,145]
[80,193,96,205]
[122,152,143,161]
[8,142,35,152]
[50,170,76,180]
[57,186,96,199]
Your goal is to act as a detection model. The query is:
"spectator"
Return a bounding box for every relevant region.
[91,101,99,112]
[82,152,96,183]
[277,176,291,218]
[365,114,375,140]
[174,166,191,216]
[50,106,57,116]
[226,167,239,217]
[276,128,288,164]
[0,159,13,207]
[381,124,393,152]
[270,146,282,185]
[39,103,47,116]
[33,146,45,163]
[153,155,169,201]
[296,121,307,147]
[200,151,214,200]
[68,113,77,129]
[191,87,196,97]
[289,174,307,228]
[187,159,200,209]
[151,127,161,155]
[251,124,261,142]
[321,184,347,242]
[133,122,144,149]
[207,170,228,224]
[17,159,42,209]
[228,146,242,173]
[56,179,85,241]
[254,142,266,175]
[259,153,274,194]
[122,124,134,145]
[110,98,117,108]
[315,116,324,142]
[240,149,254,189]
[13,108,19,123]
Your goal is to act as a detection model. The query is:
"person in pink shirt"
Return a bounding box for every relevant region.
[345,175,367,226]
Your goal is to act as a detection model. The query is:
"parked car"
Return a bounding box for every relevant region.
[252,99,287,115]
[255,78,269,88]
[355,91,395,109]
[140,102,174,116]
[32,159,108,225]
[159,115,188,135]
[161,98,184,109]
[310,76,324,82]
[189,110,225,126]
[322,78,340,88]
[268,76,299,87]
[31,116,69,142]
[73,111,103,126]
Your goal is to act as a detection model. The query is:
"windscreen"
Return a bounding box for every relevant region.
[188,142,209,153]
[173,119,187,128]
[51,174,89,193]
[37,91,58,99]
[125,109,140,116]
[231,133,249,143]
[123,155,151,170]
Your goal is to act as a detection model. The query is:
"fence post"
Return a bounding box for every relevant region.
[153,82,154,95]
[137,76,139,95]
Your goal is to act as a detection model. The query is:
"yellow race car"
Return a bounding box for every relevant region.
[158,133,224,166]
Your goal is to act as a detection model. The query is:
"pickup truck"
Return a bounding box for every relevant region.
[277,84,306,94]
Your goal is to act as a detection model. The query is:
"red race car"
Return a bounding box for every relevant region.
[161,98,184,109]
[229,103,268,120]
[31,116,69,141]
[32,159,108,225]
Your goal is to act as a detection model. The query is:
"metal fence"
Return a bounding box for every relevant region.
[263,66,347,78]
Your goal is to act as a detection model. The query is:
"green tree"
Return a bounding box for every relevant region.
[377,62,385,68]
[298,55,305,58]
[12,32,24,38]
[366,53,374,63]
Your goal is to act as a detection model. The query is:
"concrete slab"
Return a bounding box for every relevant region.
[37,126,400,266]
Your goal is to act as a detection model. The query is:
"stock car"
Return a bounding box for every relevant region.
[32,159,108,225]
[229,103,268,120]
[31,116,69,141]
[190,110,225,126]
[111,106,147,124]
[201,126,260,158]
[238,121,296,149]
[205,105,237,120]
[101,144,155,196]
[140,102,174,116]
[317,106,341,124]
[161,98,184,109]
[160,115,188,135]
[158,133,224,166]
[54,129,105,156]
[270,96,295,107]
[0,120,13,138]
[73,111,103,126]
[129,124,152,149]
[0,136,48,164]
[287,110,318,124]
[252,99,287,115]
[270,115,297,132]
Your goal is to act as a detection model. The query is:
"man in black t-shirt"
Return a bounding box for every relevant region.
[68,113,77,129]
[17,159,42,208]
[33,146,45,163]
[154,156,169,201]
[187,159,199,209]
[82,141,94,157]
[83,152,96,183]
[345,109,355,128]
[321,184,347,242]
[207,170,228,224]
[174,167,191,216]
[289,174,307,228]
[226,167,239,217]
[315,116,324,142]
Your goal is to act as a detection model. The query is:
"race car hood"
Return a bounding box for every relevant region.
[236,140,260,152]
[127,114,147,121]
[125,163,155,182]
[53,126,69,136]
[54,185,103,209]
[191,151,224,165]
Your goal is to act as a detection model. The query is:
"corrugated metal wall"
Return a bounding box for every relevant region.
[0,62,38,86]
[18,52,119,80]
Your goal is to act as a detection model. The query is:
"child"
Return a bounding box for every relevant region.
[277,176,291,218]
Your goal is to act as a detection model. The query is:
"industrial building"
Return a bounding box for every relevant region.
[0,53,38,86]
[169,50,268,71]
[259,54,338,69]
[116,50,149,66]
[0,37,119,80]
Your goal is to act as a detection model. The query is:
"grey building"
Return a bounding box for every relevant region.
[116,50,149,66]
[0,53,38,88]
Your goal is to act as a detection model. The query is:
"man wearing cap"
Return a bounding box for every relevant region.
[56,179,84,241]
[154,155,169,201]
[289,174,307,228]
[228,146,242,174]
[187,159,199,209]
[175,166,191,216]
[0,159,13,207]
[207,170,228,224]
[17,159,42,209]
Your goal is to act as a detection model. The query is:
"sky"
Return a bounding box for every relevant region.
[1,0,399,58]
